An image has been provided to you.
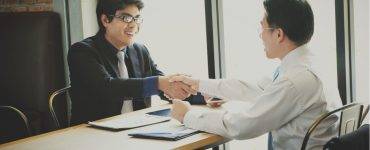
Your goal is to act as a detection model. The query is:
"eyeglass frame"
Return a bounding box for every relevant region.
[109,13,143,24]
[258,27,277,33]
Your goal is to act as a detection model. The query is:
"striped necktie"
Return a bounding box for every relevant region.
[117,50,133,113]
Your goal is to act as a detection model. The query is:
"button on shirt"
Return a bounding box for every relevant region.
[183,46,342,150]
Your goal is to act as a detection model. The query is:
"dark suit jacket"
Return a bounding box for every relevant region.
[68,32,204,125]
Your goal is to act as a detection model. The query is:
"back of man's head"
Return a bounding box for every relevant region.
[96,0,144,33]
[263,0,314,46]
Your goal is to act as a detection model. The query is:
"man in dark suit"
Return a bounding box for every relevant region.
[68,0,204,125]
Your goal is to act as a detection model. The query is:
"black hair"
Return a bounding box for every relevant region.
[263,0,314,46]
[96,0,144,33]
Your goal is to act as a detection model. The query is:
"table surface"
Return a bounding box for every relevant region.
[0,104,228,150]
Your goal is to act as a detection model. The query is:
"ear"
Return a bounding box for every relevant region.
[101,14,110,28]
[136,25,140,34]
[276,28,285,43]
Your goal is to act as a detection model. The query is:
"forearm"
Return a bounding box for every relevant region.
[198,79,262,101]
[183,107,271,140]
[184,80,304,140]
[82,76,159,99]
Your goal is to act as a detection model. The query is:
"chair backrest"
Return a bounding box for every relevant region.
[360,105,369,124]
[49,86,71,129]
[339,104,363,136]
[0,106,31,144]
[0,12,66,133]
[301,103,364,150]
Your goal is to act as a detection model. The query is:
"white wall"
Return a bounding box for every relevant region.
[307,0,341,108]
[136,0,209,79]
[353,0,369,105]
[353,0,369,124]
[81,0,99,38]
[136,0,209,103]
[222,1,270,148]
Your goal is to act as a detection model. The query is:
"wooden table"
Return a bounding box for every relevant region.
[0,104,228,150]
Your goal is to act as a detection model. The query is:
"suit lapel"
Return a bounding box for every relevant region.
[107,55,120,77]
[127,45,142,77]
[93,35,120,77]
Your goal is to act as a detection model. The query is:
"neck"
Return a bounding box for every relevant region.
[104,34,127,51]
[278,42,298,60]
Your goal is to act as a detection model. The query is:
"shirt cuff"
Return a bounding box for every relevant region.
[142,76,160,97]
[184,108,230,138]
[183,109,204,128]
[199,79,220,95]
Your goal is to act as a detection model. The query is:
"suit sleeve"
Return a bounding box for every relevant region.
[68,42,159,102]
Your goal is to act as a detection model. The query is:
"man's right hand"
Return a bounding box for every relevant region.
[158,75,196,100]
[169,75,200,91]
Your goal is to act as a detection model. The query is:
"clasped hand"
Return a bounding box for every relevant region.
[158,74,199,100]
[165,75,225,123]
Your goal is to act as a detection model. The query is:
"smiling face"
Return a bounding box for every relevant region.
[102,4,140,50]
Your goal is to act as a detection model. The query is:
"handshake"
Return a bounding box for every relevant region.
[158,74,199,100]
[161,75,224,123]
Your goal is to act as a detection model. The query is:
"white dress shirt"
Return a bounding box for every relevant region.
[183,46,342,150]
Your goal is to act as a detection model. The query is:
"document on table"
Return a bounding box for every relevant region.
[146,108,171,117]
[88,114,171,130]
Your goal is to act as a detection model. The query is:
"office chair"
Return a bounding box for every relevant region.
[0,12,66,134]
[301,103,364,150]
[0,105,31,144]
[323,124,369,150]
[49,86,71,129]
[360,104,369,124]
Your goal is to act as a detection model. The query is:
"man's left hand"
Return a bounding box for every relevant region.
[171,99,191,123]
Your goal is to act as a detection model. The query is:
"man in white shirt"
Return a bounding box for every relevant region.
[169,0,342,149]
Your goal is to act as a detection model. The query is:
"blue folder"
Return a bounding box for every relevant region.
[128,126,199,141]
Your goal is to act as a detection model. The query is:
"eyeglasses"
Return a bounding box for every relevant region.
[110,14,143,24]
[258,27,276,33]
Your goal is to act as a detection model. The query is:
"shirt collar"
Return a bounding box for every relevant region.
[95,32,127,56]
[279,45,313,74]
